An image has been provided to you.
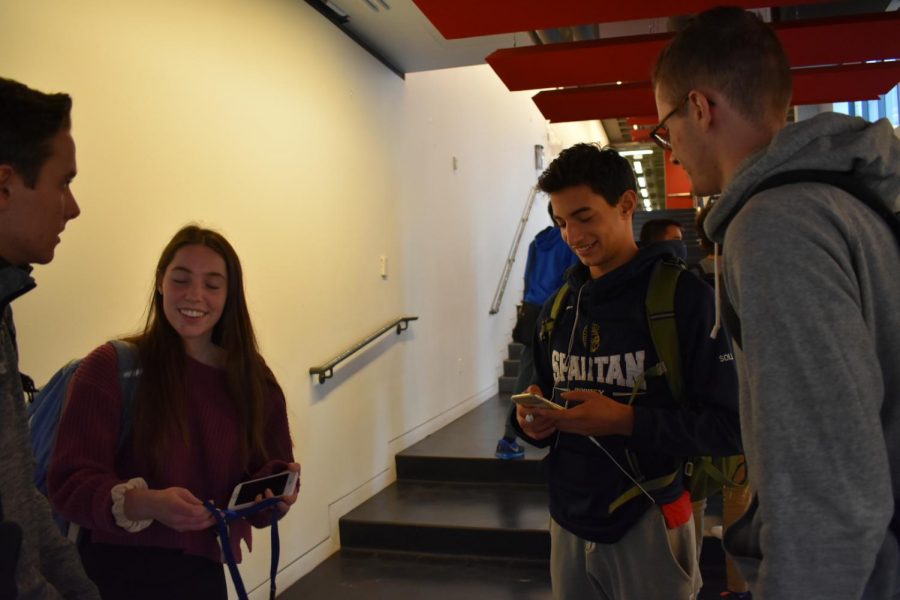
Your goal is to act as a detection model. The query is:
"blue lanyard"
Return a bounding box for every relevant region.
[204,498,281,600]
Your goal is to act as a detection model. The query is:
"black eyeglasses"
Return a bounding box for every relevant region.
[649,95,690,151]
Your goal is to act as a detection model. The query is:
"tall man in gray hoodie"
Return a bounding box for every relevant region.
[652,7,900,600]
[0,77,98,598]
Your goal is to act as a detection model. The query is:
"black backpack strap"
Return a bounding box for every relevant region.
[109,340,141,450]
[721,282,743,349]
[20,373,36,404]
[751,169,900,242]
[0,493,22,600]
[725,169,899,350]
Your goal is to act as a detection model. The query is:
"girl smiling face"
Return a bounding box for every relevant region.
[158,243,228,355]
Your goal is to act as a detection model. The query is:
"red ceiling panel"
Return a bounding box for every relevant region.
[411,0,830,40]
[533,61,900,122]
[488,12,900,92]
[533,82,658,123]
[791,61,900,106]
[487,33,670,91]
[778,12,900,67]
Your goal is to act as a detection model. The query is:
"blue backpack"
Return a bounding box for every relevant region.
[27,339,141,538]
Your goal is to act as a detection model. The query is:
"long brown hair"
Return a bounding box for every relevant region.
[129,225,274,476]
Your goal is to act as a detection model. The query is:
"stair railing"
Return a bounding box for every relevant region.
[309,316,419,384]
[489,185,540,315]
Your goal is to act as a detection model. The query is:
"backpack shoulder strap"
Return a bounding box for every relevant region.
[725,170,900,350]
[645,258,684,404]
[540,282,570,340]
[751,169,900,242]
[109,340,141,450]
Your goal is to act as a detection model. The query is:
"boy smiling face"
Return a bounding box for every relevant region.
[550,183,638,280]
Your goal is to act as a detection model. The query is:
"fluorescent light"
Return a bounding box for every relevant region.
[637,176,647,188]
[618,149,654,157]
[632,124,638,130]
[643,199,652,210]
[616,81,623,85]
[633,161,643,174]
[640,189,649,198]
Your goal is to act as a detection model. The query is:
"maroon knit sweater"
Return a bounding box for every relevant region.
[48,342,294,563]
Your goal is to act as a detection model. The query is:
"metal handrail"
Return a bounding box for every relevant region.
[489,186,541,315]
[309,316,419,384]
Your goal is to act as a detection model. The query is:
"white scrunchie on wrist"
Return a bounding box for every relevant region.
[110,477,153,533]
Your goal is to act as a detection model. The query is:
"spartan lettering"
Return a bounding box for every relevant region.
[605,355,623,385]
[625,350,646,390]
[549,349,646,389]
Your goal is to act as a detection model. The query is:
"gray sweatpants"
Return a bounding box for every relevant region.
[550,508,702,600]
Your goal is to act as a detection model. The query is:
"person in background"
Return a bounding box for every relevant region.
[497,202,578,460]
[653,7,900,597]
[0,76,98,599]
[49,225,299,599]
[639,218,683,243]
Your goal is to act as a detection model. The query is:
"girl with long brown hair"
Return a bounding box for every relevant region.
[49,225,297,599]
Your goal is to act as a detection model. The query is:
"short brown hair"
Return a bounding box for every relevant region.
[0,78,72,188]
[653,7,792,124]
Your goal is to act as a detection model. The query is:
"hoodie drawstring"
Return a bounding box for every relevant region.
[709,244,722,339]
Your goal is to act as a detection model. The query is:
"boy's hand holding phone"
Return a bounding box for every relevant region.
[514,385,558,440]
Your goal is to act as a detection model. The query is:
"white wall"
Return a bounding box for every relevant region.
[548,120,609,159]
[1,0,550,596]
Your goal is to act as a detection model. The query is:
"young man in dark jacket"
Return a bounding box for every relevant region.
[653,8,900,599]
[513,143,741,599]
[0,77,96,599]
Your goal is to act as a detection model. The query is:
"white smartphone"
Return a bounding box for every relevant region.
[227,470,299,510]
[511,392,563,410]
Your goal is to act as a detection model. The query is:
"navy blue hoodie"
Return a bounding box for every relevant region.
[514,241,741,543]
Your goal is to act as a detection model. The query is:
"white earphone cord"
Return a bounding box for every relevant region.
[558,283,655,505]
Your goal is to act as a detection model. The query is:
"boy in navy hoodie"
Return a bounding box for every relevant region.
[513,143,741,599]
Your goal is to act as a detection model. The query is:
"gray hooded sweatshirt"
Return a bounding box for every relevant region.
[0,265,99,599]
[704,112,900,599]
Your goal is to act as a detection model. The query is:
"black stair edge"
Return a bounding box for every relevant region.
[339,521,550,560]
[338,546,550,568]
[503,359,520,377]
[498,376,517,392]
[396,455,547,485]
[507,343,524,359]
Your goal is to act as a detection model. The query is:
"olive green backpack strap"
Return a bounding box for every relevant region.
[645,258,745,500]
[608,470,679,513]
[608,258,684,514]
[540,282,571,340]
[645,258,684,402]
